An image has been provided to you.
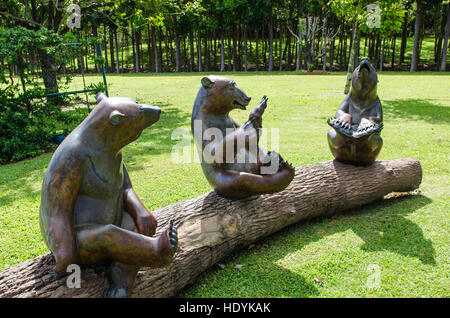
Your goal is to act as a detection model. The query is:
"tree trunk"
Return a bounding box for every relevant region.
[227,31,232,71]
[0,158,422,298]
[220,29,225,72]
[344,23,360,94]
[37,48,60,103]
[410,3,423,72]
[399,10,408,67]
[354,31,360,68]
[189,31,194,72]
[135,29,141,73]
[244,25,248,72]
[197,32,202,72]
[131,27,136,72]
[158,28,163,72]
[322,16,328,71]
[175,23,180,73]
[255,29,259,71]
[232,25,237,72]
[204,31,209,72]
[109,28,115,73]
[391,35,396,71]
[268,9,274,72]
[441,4,450,72]
[103,25,109,71]
[153,27,159,73]
[380,37,385,72]
[114,30,120,73]
[279,24,283,71]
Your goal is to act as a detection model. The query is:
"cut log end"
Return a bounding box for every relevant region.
[0,158,422,298]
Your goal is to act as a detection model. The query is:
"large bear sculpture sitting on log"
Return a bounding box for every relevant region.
[39,93,178,298]
[191,76,295,199]
[327,57,383,166]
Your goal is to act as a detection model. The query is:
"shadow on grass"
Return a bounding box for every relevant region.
[344,194,435,265]
[178,193,434,297]
[284,193,435,266]
[383,99,450,124]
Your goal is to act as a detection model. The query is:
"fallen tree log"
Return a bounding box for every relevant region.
[0,158,422,298]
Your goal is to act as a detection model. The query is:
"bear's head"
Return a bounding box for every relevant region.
[198,76,251,115]
[351,57,378,102]
[87,93,161,149]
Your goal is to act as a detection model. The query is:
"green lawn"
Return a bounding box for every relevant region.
[0,72,449,297]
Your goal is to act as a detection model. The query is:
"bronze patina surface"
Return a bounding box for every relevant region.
[327,57,383,166]
[191,76,295,199]
[39,93,178,298]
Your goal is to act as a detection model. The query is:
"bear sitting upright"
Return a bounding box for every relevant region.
[327,57,383,165]
[191,76,295,199]
[39,93,178,298]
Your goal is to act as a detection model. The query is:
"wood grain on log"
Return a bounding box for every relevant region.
[0,158,422,298]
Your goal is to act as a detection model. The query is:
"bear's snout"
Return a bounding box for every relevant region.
[140,104,161,127]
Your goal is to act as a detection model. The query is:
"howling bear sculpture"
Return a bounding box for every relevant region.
[191,76,295,199]
[327,57,383,166]
[39,93,178,298]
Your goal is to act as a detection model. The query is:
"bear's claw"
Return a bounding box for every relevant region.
[169,220,178,253]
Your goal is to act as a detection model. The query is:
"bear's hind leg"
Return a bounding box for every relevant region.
[76,221,177,269]
[355,134,383,165]
[328,129,355,164]
[106,261,139,298]
[105,212,139,298]
[213,161,295,199]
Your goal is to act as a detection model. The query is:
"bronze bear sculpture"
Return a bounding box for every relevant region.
[327,57,383,166]
[191,76,295,199]
[39,93,178,298]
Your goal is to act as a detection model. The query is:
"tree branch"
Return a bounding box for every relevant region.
[0,11,43,30]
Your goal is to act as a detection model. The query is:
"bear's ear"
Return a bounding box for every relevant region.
[96,92,107,103]
[109,110,125,125]
[201,77,215,89]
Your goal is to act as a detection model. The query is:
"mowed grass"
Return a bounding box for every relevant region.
[0,72,449,297]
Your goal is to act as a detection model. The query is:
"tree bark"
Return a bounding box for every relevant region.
[399,10,408,67]
[220,29,225,72]
[322,15,328,71]
[197,32,202,72]
[344,23,359,94]
[175,22,180,73]
[268,9,274,72]
[189,31,194,72]
[255,29,259,71]
[244,25,248,72]
[232,25,237,72]
[114,30,120,74]
[410,2,423,72]
[37,48,60,103]
[441,4,450,72]
[153,27,159,73]
[380,37,385,72]
[0,158,422,298]
[391,35,396,71]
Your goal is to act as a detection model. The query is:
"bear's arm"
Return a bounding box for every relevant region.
[43,156,85,274]
[123,165,157,236]
[362,99,383,124]
[335,96,350,118]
